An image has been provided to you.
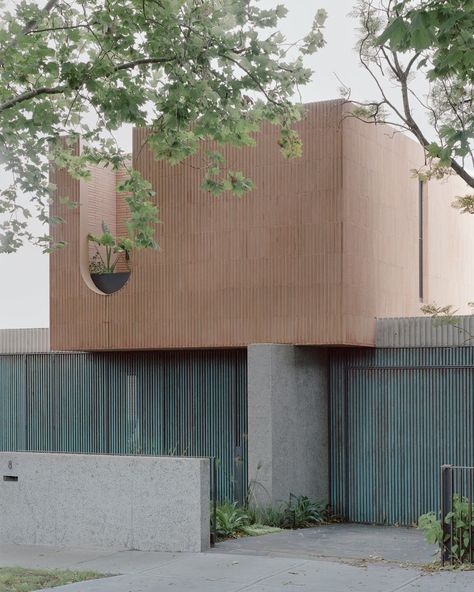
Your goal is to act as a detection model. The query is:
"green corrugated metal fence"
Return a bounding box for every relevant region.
[330,347,474,525]
[0,350,247,503]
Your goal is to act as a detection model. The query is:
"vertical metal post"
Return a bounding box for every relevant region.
[418,179,424,301]
[469,469,473,564]
[343,369,350,520]
[234,445,243,505]
[441,465,453,566]
[24,354,29,451]
[459,468,463,564]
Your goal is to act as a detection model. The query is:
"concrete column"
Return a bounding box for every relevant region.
[247,344,329,507]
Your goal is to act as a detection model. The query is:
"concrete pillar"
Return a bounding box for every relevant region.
[247,344,329,507]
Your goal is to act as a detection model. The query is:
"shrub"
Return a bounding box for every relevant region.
[212,494,327,540]
[215,502,249,538]
[246,505,287,528]
[418,495,474,564]
[246,494,327,530]
[281,494,327,529]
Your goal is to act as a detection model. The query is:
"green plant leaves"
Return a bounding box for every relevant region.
[377,16,409,47]
[214,495,327,539]
[418,495,474,564]
[0,0,326,252]
[360,0,474,199]
[215,503,249,538]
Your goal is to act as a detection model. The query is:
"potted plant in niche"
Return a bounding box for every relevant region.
[88,223,133,294]
[88,171,159,294]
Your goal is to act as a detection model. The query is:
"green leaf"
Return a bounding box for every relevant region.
[0,0,326,251]
[377,17,408,47]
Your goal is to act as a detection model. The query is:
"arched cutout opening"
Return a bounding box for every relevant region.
[79,167,132,296]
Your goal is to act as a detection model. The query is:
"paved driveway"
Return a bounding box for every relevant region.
[1,525,473,591]
[214,523,435,564]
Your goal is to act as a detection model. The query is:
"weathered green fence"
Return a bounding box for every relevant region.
[0,350,247,503]
[330,347,474,525]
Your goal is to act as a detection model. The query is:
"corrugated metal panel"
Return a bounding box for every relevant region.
[0,350,247,503]
[330,347,474,525]
[376,316,474,347]
[0,356,25,450]
[0,329,50,353]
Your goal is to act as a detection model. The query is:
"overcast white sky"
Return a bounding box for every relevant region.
[0,0,416,328]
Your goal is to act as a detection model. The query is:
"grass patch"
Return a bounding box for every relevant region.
[0,567,106,592]
[240,524,282,537]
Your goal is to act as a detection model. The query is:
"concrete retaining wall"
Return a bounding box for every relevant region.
[0,452,209,552]
[247,345,328,506]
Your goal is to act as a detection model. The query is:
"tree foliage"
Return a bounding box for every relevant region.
[0,0,327,253]
[350,0,473,210]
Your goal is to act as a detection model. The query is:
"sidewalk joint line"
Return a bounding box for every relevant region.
[231,559,309,592]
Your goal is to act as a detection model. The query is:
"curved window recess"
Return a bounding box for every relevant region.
[79,176,131,296]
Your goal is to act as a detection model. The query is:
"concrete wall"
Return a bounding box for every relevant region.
[0,452,209,552]
[247,344,328,506]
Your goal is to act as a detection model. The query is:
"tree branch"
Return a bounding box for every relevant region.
[0,85,66,112]
[114,57,174,72]
[219,53,280,106]
[396,58,474,188]
[0,0,61,66]
[0,56,175,112]
[23,0,61,35]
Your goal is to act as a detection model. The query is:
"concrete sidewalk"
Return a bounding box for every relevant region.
[1,525,474,591]
[0,546,473,592]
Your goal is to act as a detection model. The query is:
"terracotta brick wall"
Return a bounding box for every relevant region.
[49,100,474,351]
[114,164,132,272]
[115,163,131,237]
[341,108,474,345]
[87,165,117,265]
[426,174,474,309]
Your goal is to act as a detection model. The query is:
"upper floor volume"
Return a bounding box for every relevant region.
[49,100,474,351]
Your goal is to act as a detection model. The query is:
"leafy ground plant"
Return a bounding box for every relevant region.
[249,495,328,529]
[215,502,249,538]
[419,495,474,564]
[246,505,288,529]
[214,494,328,539]
[0,567,105,592]
[280,494,327,529]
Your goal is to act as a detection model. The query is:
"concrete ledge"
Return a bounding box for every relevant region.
[0,452,210,552]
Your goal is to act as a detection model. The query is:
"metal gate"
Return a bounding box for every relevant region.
[330,347,474,525]
[0,350,247,503]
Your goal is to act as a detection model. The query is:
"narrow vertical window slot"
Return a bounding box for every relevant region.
[419,180,424,301]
